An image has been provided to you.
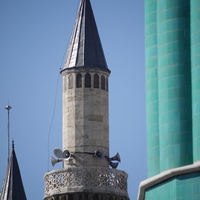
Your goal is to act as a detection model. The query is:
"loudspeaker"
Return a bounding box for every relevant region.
[63,150,71,159]
[105,152,121,169]
[54,148,63,158]
[110,152,121,162]
[109,162,119,169]
[51,157,62,166]
[94,150,104,159]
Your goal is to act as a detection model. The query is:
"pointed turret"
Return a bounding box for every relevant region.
[62,0,109,72]
[0,142,27,200]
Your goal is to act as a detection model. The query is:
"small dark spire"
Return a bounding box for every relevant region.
[0,144,27,200]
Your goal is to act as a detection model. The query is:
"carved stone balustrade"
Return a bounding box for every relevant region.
[44,166,129,199]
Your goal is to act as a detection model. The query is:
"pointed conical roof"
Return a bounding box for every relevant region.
[62,0,109,72]
[0,142,27,200]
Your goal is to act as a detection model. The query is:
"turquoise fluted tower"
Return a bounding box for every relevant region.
[157,0,192,172]
[138,1,200,199]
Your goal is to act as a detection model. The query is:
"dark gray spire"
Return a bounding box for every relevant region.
[62,0,109,72]
[0,142,27,200]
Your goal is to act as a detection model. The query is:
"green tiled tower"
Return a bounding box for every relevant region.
[157,0,192,172]
[138,0,200,199]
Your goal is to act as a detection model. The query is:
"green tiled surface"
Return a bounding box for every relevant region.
[145,0,194,176]
[145,172,200,200]
[145,0,200,198]
[191,0,200,162]
[145,0,160,177]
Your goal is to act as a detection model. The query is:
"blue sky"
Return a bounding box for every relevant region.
[0,1,146,199]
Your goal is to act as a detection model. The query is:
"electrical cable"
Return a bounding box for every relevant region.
[47,72,60,172]
[47,0,81,171]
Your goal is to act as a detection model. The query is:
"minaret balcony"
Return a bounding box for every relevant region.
[44,166,128,199]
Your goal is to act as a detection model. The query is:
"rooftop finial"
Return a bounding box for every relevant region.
[5,104,12,162]
[5,105,12,111]
[12,140,15,150]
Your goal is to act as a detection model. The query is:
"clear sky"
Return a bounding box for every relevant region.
[0,1,146,199]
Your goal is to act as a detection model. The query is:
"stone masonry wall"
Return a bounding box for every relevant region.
[62,69,110,167]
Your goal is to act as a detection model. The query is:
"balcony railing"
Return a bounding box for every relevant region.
[44,166,128,198]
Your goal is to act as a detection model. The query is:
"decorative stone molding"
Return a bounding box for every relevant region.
[44,166,128,199]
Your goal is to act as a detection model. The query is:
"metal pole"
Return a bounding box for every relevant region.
[5,105,12,162]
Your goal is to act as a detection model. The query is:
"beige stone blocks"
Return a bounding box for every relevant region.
[61,69,110,167]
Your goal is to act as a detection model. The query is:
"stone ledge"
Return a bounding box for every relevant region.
[137,160,200,200]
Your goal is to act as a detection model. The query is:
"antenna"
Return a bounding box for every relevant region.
[5,105,12,162]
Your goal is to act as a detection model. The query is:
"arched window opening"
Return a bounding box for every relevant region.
[76,73,82,88]
[68,75,73,89]
[94,74,99,88]
[101,75,105,90]
[85,73,91,88]
[106,77,109,91]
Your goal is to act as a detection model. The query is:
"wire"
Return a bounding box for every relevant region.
[46,37,70,171]
[47,72,60,172]
[46,0,81,171]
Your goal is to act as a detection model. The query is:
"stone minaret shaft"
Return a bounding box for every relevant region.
[61,0,110,168]
[62,69,110,168]
[44,0,129,199]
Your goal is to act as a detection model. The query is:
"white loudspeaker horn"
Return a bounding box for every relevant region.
[62,150,71,159]
[51,157,62,167]
[54,148,63,158]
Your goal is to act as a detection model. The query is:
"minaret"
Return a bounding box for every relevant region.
[0,142,27,200]
[61,0,110,169]
[44,0,129,199]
